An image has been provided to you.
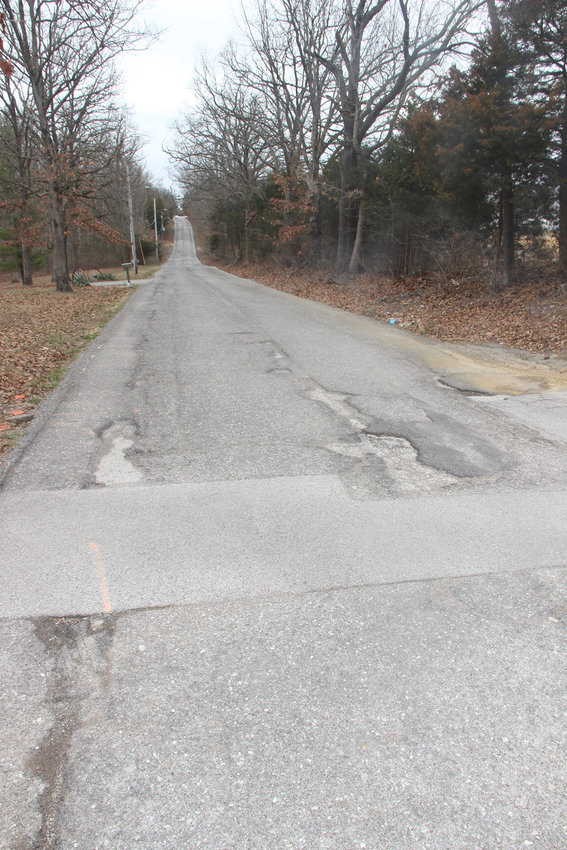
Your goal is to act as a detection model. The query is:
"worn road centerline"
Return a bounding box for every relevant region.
[88,541,112,613]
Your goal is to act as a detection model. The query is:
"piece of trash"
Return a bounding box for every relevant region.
[11,410,25,416]
[13,394,25,400]
[389,318,398,325]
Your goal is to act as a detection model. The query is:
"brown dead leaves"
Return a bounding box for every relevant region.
[0,274,133,455]
[225,262,567,355]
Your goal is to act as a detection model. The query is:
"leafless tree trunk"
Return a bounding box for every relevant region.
[559,112,567,277]
[0,0,151,291]
[487,0,515,290]
[348,193,365,273]
[20,236,32,285]
[0,78,37,284]
[315,0,481,276]
[498,173,515,290]
[170,63,270,262]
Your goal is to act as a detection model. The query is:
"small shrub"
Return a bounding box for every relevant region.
[72,271,90,287]
[138,238,156,261]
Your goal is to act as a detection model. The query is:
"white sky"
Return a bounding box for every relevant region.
[119,0,244,190]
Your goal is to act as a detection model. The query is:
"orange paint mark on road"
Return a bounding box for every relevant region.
[89,542,112,613]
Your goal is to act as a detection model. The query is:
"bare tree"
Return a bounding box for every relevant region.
[171,61,270,262]
[237,0,340,244]
[0,73,38,284]
[0,0,152,290]
[315,0,482,275]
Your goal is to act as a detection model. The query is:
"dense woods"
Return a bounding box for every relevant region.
[172,0,567,290]
[0,1,175,290]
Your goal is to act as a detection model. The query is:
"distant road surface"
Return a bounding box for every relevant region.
[1,216,567,849]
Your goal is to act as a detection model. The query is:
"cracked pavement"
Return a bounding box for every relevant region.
[1,218,567,849]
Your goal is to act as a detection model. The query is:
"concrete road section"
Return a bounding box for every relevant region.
[1,217,567,849]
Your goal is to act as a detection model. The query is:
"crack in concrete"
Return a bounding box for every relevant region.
[436,378,494,397]
[28,615,116,850]
[304,385,369,431]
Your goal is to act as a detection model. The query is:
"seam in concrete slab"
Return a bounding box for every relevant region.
[3,563,566,628]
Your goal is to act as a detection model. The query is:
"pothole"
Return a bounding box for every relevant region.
[304,382,456,494]
[95,423,142,486]
[328,432,456,495]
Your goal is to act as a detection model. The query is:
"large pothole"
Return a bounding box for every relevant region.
[95,422,142,486]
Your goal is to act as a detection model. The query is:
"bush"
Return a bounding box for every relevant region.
[71,271,90,287]
[138,237,159,262]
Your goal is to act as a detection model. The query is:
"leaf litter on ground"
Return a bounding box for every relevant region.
[0,272,134,456]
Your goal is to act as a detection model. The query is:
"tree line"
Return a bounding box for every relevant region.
[171,0,567,290]
[0,1,174,291]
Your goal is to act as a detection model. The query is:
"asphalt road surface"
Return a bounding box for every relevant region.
[2,217,567,849]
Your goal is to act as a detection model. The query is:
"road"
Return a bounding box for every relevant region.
[1,216,567,849]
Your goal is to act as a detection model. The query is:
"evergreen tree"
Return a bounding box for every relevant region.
[506,0,567,276]
[434,10,550,288]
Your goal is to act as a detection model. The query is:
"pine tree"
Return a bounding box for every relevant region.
[434,7,549,288]
[506,0,567,276]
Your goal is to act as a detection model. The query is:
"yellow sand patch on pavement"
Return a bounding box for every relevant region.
[360,317,567,395]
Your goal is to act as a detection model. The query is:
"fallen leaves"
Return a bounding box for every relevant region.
[0,274,134,455]
[222,262,567,355]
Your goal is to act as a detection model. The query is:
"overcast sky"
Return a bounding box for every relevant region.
[119,0,244,190]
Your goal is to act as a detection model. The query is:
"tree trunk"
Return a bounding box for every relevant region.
[69,227,80,274]
[20,240,33,286]
[49,181,72,292]
[283,178,292,227]
[558,113,567,278]
[52,228,72,291]
[348,198,365,274]
[243,201,251,265]
[308,188,322,263]
[336,144,359,275]
[496,177,515,290]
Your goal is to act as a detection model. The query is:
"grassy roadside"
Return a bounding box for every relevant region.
[0,266,149,456]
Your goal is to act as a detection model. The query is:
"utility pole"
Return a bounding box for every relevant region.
[153,196,159,262]
[146,186,160,262]
[126,165,138,273]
